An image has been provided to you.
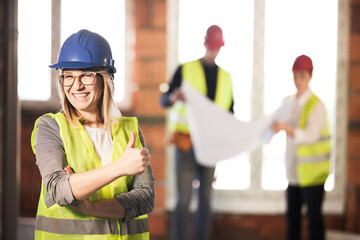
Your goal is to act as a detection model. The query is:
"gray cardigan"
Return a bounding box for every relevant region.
[33,115,155,221]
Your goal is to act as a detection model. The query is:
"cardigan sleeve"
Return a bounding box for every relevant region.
[114,127,156,221]
[33,115,78,207]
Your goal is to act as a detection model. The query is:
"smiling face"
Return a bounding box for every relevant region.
[62,70,104,115]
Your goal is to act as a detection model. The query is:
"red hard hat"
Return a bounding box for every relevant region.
[204,25,224,49]
[292,55,313,72]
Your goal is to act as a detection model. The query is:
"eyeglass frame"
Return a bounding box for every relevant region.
[57,72,100,87]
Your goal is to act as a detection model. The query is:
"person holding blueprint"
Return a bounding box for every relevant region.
[273,55,331,240]
[160,25,234,240]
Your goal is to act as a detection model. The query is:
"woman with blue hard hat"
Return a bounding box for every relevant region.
[31,29,155,239]
[273,55,331,240]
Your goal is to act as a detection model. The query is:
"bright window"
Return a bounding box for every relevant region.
[179,0,254,190]
[262,0,338,191]
[18,0,51,100]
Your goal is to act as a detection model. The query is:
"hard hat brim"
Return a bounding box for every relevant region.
[49,61,116,73]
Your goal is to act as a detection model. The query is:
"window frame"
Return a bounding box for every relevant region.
[166,0,349,214]
[19,0,134,112]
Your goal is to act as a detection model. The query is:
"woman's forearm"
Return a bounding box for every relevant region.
[71,199,126,219]
[68,162,122,200]
[115,165,155,221]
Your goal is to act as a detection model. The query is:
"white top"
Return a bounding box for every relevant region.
[278,89,327,185]
[84,126,113,166]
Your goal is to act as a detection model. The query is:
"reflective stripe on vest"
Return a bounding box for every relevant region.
[168,59,233,133]
[35,215,149,235]
[31,113,149,239]
[296,95,331,187]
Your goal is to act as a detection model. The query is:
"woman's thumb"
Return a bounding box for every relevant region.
[126,131,136,149]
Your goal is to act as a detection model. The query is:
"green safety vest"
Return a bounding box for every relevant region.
[296,95,331,187]
[31,112,149,240]
[168,59,233,133]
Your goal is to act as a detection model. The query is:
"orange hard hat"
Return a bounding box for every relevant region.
[292,55,313,72]
[204,25,224,49]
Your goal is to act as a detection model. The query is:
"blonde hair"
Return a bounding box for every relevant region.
[57,69,121,132]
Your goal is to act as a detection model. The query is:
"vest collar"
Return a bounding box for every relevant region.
[297,89,313,107]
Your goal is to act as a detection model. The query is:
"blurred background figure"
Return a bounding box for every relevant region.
[273,55,331,240]
[160,25,234,240]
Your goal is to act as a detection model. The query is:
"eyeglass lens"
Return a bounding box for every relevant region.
[60,73,96,86]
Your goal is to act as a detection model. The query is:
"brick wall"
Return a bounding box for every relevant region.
[346,0,360,232]
[130,0,168,237]
[20,108,48,217]
[0,0,4,237]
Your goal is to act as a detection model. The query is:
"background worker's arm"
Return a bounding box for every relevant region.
[273,101,326,144]
[273,122,295,136]
[160,65,184,107]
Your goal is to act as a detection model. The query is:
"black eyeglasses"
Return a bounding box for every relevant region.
[58,72,98,87]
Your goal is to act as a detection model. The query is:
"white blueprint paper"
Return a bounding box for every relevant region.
[181,82,291,167]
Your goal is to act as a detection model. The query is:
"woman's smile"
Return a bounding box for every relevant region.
[72,92,90,99]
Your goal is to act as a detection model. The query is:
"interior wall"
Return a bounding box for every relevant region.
[0,0,5,238]
[16,0,360,239]
[1,0,20,239]
[346,0,360,232]
[129,0,168,237]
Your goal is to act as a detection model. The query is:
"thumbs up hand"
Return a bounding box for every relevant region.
[117,131,150,176]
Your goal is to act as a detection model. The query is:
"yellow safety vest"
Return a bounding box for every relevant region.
[168,59,233,133]
[31,112,149,240]
[296,95,331,187]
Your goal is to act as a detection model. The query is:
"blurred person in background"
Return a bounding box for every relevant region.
[160,25,234,240]
[273,55,331,240]
[32,29,155,239]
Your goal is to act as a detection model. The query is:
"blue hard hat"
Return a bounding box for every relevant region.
[50,29,116,73]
